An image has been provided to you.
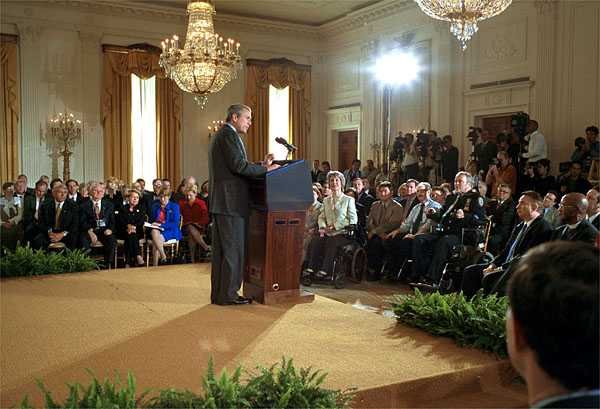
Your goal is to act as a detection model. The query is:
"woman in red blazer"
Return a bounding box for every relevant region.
[179,184,210,262]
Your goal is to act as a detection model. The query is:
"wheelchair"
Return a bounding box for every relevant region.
[301,224,367,289]
[410,218,493,293]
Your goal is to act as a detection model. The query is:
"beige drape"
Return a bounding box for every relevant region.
[245,59,311,161]
[102,45,182,183]
[1,35,20,184]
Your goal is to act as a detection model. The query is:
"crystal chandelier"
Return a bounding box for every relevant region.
[159,0,242,108]
[41,111,83,180]
[414,0,513,50]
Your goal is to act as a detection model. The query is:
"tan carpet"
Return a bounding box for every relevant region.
[0,264,526,408]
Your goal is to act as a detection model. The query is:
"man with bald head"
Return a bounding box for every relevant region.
[586,189,600,230]
[552,192,598,243]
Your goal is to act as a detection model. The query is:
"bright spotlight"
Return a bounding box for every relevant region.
[374,52,420,86]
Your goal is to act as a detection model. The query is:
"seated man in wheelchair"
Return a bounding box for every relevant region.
[365,181,404,281]
[383,182,442,281]
[410,172,485,287]
[304,171,357,279]
[461,191,553,297]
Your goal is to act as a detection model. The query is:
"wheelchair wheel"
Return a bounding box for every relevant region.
[334,271,346,289]
[350,247,367,282]
[301,274,312,286]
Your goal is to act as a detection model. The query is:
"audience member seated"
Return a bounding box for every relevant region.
[316,161,331,185]
[116,189,146,267]
[161,179,172,196]
[586,125,599,161]
[1,182,23,251]
[13,174,33,207]
[37,184,79,250]
[552,192,598,243]
[374,162,390,188]
[352,177,375,216]
[362,159,379,189]
[441,135,459,183]
[485,151,517,197]
[365,181,404,280]
[398,178,419,220]
[461,191,553,297]
[303,186,323,263]
[49,178,63,190]
[571,136,589,164]
[344,187,364,227]
[431,186,446,205]
[105,176,124,211]
[22,180,49,248]
[179,184,210,262]
[541,190,561,228]
[145,178,162,217]
[78,182,90,205]
[465,159,482,190]
[66,179,83,204]
[80,181,116,268]
[533,159,556,196]
[411,172,485,286]
[506,242,599,409]
[311,159,321,183]
[586,188,600,230]
[384,182,442,280]
[304,171,357,278]
[172,178,187,203]
[343,159,362,190]
[150,188,182,266]
[559,161,592,194]
[487,183,516,254]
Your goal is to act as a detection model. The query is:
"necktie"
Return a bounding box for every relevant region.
[94,202,100,219]
[54,203,62,230]
[411,203,425,234]
[506,223,527,261]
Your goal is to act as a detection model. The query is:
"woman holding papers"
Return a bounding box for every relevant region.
[150,188,182,266]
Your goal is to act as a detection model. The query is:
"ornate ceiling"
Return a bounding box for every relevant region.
[129,0,382,26]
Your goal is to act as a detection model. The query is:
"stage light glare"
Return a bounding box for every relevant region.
[374,52,420,86]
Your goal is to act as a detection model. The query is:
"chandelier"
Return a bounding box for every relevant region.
[414,0,513,50]
[159,0,242,108]
[41,111,83,180]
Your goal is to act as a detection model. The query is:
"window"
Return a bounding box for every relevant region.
[131,74,157,184]
[268,85,290,160]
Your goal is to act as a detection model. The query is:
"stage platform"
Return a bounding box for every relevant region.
[0,264,526,408]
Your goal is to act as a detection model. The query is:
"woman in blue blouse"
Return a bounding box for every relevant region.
[150,188,182,265]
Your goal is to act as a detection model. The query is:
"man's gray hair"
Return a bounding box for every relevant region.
[327,170,345,189]
[88,181,106,193]
[455,171,473,187]
[226,104,251,122]
[416,182,432,191]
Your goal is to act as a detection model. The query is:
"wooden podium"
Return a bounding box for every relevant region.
[243,160,315,304]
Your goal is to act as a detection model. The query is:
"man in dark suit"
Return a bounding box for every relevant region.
[486,183,516,254]
[441,135,459,183]
[586,188,600,230]
[412,172,485,285]
[552,192,599,243]
[208,104,279,305]
[461,191,553,297]
[352,177,375,215]
[506,242,598,409]
[66,179,84,205]
[23,180,50,248]
[80,181,116,268]
[36,184,79,250]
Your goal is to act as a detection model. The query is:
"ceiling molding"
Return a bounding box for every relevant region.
[5,0,418,40]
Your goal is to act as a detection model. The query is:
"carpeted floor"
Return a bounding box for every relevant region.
[0,264,526,408]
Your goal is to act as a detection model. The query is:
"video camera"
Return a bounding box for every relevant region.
[511,112,529,137]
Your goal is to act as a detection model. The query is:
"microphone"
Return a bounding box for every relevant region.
[275,137,297,151]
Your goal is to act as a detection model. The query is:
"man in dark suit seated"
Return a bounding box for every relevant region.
[586,188,600,230]
[35,184,79,250]
[208,104,279,306]
[80,181,116,268]
[66,179,84,204]
[552,192,599,243]
[352,177,375,216]
[23,180,50,248]
[461,191,553,297]
[506,242,598,409]
[411,172,485,286]
[486,183,516,255]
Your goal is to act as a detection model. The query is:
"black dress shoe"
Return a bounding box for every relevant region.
[218,296,252,305]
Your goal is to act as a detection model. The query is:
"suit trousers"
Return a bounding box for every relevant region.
[383,236,414,278]
[81,230,116,266]
[211,214,246,304]
[366,236,387,277]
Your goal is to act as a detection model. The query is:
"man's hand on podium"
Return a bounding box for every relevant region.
[264,153,280,171]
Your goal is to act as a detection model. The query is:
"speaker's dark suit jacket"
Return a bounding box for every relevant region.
[208,124,266,217]
[493,215,553,267]
[208,123,266,304]
[551,220,599,244]
[39,199,79,248]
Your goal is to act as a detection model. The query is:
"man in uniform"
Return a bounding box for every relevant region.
[411,171,485,286]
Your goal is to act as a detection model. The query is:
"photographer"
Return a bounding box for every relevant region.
[485,151,517,198]
[401,133,419,180]
[441,135,459,183]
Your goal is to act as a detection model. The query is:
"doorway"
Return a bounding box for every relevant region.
[338,130,358,171]
[479,115,514,139]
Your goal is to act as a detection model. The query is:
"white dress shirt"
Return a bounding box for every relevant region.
[522,130,547,162]
[399,197,442,234]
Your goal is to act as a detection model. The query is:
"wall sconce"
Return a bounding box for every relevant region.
[208,120,225,138]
